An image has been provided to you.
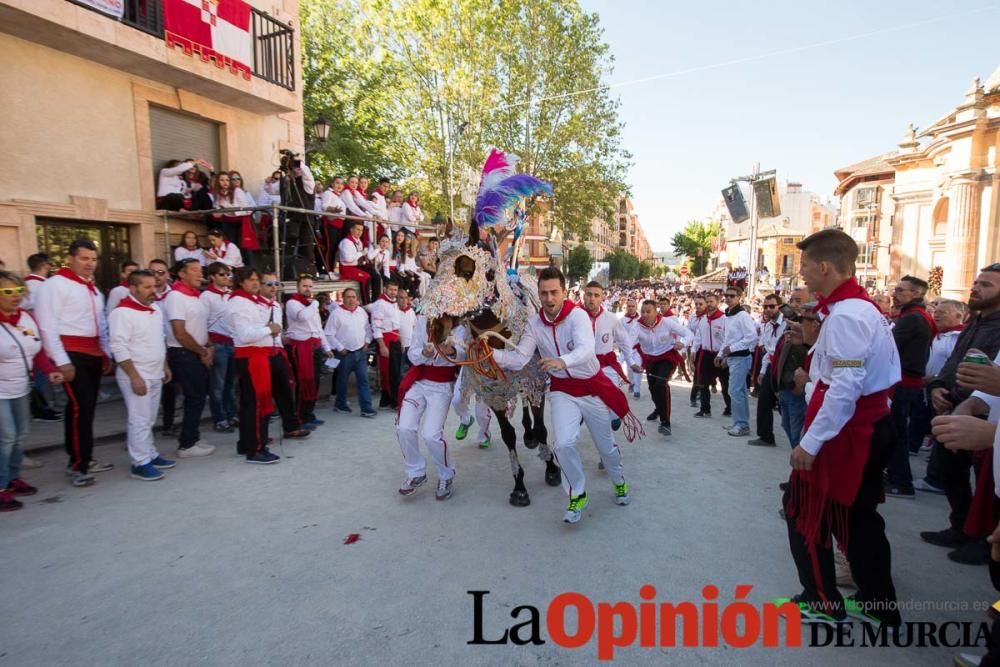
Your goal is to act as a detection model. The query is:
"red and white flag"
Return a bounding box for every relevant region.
[163,0,252,80]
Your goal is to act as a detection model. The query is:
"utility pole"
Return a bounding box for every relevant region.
[729,163,774,296]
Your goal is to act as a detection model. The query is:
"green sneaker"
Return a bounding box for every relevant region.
[456,417,473,440]
[563,493,588,524]
[771,595,847,625]
[478,435,491,449]
[614,480,631,505]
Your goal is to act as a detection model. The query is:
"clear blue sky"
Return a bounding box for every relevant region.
[578,0,1000,251]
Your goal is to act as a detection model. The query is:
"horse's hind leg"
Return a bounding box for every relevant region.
[496,409,529,507]
[521,402,537,449]
[531,402,560,487]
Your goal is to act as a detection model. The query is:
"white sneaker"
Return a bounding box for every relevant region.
[20,454,44,469]
[727,426,750,437]
[177,443,216,458]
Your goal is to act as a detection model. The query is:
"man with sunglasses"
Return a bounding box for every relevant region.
[200,262,238,433]
[691,293,730,418]
[259,272,311,439]
[748,294,787,447]
[719,287,758,437]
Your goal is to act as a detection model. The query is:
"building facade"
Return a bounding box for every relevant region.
[0,0,303,287]
[832,155,896,290]
[614,196,652,261]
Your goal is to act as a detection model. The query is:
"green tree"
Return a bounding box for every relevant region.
[565,245,594,284]
[670,220,722,276]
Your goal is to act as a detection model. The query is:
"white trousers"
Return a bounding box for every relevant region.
[116,371,162,467]
[451,374,492,440]
[549,391,625,496]
[629,366,643,395]
[397,379,455,480]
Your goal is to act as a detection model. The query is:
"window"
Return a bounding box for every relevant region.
[855,187,879,210]
[780,254,794,275]
[36,219,131,291]
[150,106,221,204]
[782,237,794,245]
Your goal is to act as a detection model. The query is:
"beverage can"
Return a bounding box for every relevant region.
[962,350,992,365]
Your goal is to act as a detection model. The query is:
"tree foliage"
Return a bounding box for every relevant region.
[565,245,594,284]
[607,250,651,282]
[301,0,631,237]
[670,220,722,276]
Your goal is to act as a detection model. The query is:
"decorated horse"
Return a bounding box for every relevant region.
[419,149,560,506]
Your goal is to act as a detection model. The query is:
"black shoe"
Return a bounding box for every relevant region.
[246,452,280,464]
[689,400,698,408]
[658,423,672,436]
[722,409,732,417]
[646,411,658,422]
[747,438,776,447]
[693,411,711,418]
[947,540,990,566]
[920,526,970,549]
[885,485,915,499]
[32,410,63,423]
[779,481,789,491]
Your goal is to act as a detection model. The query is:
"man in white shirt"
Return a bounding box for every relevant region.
[927,300,969,378]
[320,177,347,277]
[691,293,729,418]
[719,287,758,436]
[163,258,215,458]
[104,260,140,315]
[23,252,60,427]
[108,270,176,481]
[686,295,706,407]
[260,272,311,440]
[396,313,466,500]
[200,261,238,433]
[339,220,381,303]
[632,299,692,437]
[370,278,403,408]
[780,228,901,626]
[493,267,635,525]
[748,293,787,447]
[22,252,52,312]
[621,298,642,398]
[285,276,334,428]
[325,287,376,418]
[34,239,114,486]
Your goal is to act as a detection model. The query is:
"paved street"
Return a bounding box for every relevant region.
[3,380,989,665]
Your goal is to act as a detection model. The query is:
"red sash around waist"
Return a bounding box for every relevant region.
[287,337,321,401]
[234,346,274,416]
[381,330,400,345]
[898,373,924,389]
[596,351,629,383]
[209,332,234,346]
[640,348,684,369]
[397,364,460,415]
[550,371,643,442]
[61,335,104,359]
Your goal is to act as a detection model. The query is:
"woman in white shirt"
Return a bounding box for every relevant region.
[204,229,244,269]
[401,192,424,236]
[368,234,393,279]
[0,272,64,510]
[212,173,257,266]
[174,230,205,266]
[157,158,211,211]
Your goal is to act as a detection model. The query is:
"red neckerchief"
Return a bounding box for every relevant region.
[0,308,23,327]
[25,274,45,282]
[341,305,359,313]
[901,301,939,338]
[119,280,129,288]
[399,304,412,312]
[205,284,229,297]
[661,308,674,317]
[814,277,875,316]
[940,325,965,334]
[379,294,397,305]
[639,315,662,330]
[625,313,639,323]
[540,300,576,327]
[154,285,172,302]
[212,243,228,258]
[116,295,155,314]
[585,306,603,332]
[171,280,201,298]
[290,293,312,307]
[231,288,262,305]
[56,267,96,294]
[706,308,723,321]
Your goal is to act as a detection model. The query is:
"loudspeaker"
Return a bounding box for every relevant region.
[753,176,781,218]
[721,184,749,224]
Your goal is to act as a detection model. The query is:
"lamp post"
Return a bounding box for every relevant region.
[303,114,330,156]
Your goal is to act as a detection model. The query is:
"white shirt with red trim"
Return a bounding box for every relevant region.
[494,306,598,380]
[199,288,233,341]
[634,316,693,358]
[691,310,726,354]
[105,285,130,315]
[22,274,47,312]
[34,272,109,367]
[108,297,166,379]
[399,308,417,349]
[285,298,330,352]
[226,294,275,349]
[369,296,401,340]
[324,306,371,352]
[338,237,366,265]
[0,310,44,399]
[163,288,209,348]
[586,308,640,367]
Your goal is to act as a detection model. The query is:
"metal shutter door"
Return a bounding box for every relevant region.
[149,106,221,181]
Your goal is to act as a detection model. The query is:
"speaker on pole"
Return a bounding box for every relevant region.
[753,176,781,218]
[721,184,749,224]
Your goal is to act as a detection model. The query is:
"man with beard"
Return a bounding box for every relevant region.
[921,265,1000,565]
[622,298,643,398]
[692,293,730,418]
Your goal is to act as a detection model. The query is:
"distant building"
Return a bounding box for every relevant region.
[832,154,896,290]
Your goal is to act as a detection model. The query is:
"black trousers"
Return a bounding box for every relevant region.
[646,359,675,426]
[64,352,103,474]
[696,350,730,413]
[270,352,300,433]
[160,379,178,428]
[379,341,403,406]
[933,439,974,531]
[167,348,208,449]
[755,373,777,443]
[234,357,269,457]
[783,416,899,623]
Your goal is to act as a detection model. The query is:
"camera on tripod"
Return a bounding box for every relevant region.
[279,149,302,172]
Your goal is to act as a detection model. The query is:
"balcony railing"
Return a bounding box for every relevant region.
[68,0,295,91]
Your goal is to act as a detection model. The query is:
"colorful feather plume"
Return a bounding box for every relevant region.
[474,173,553,228]
[480,148,519,192]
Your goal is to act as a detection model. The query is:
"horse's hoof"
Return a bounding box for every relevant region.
[509,491,531,507]
[524,437,538,450]
[544,471,561,487]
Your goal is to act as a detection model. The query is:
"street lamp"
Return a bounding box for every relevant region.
[312,114,330,143]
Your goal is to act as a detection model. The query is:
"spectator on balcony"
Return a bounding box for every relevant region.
[283,161,317,269]
[212,173,256,265]
[339,220,380,304]
[387,189,404,232]
[204,229,244,269]
[342,176,376,247]
[401,192,424,237]
[370,177,391,239]
[321,176,347,277]
[368,234,393,279]
[187,169,214,213]
[174,230,204,266]
[256,171,283,208]
[157,159,211,211]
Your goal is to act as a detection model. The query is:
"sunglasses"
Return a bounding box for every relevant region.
[151,270,168,276]
[263,281,280,287]
[215,272,232,278]
[0,286,27,296]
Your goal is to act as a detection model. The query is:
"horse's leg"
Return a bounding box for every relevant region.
[521,402,537,449]
[496,408,530,507]
[532,401,561,487]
